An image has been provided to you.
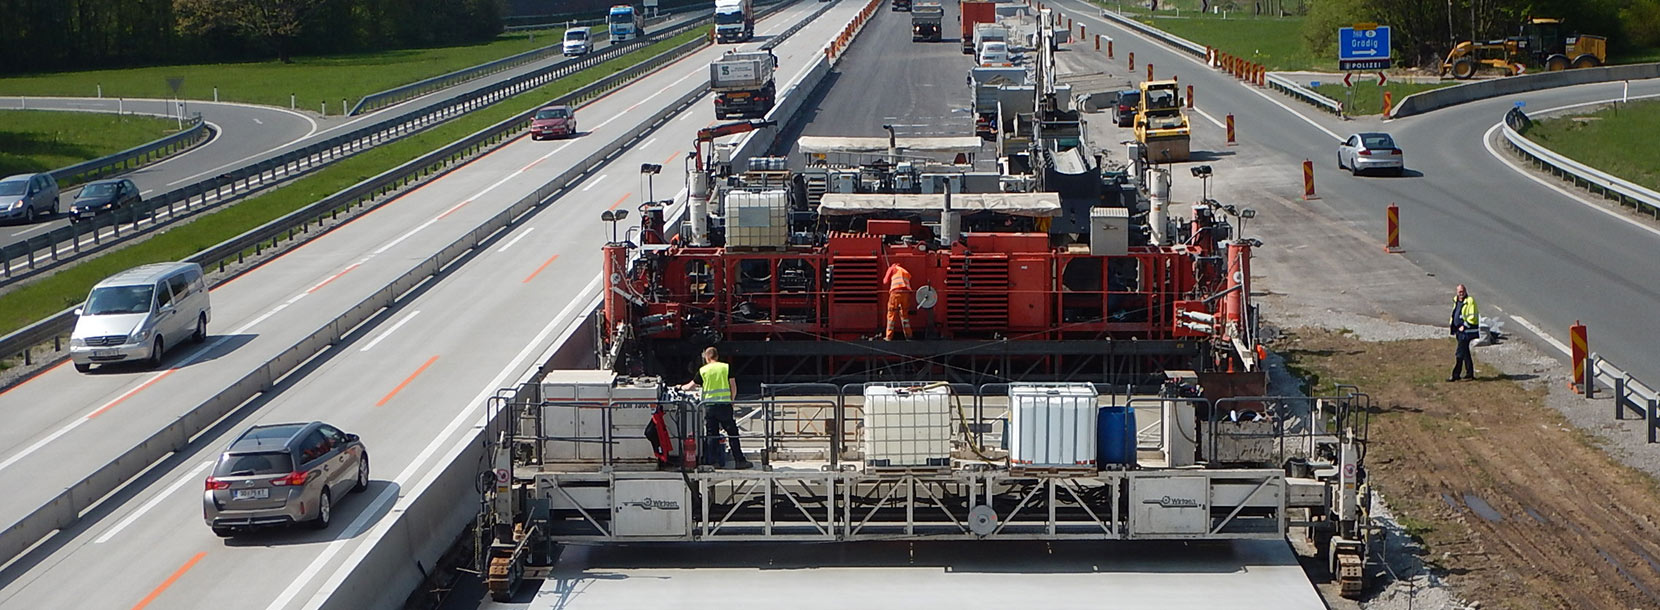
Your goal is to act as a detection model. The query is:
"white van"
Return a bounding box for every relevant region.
[70,262,211,372]
[563,27,592,56]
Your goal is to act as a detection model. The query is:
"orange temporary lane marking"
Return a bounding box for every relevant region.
[523,255,561,283]
[376,355,439,407]
[436,199,472,220]
[88,370,176,418]
[608,193,632,211]
[130,551,206,610]
[307,263,361,294]
[664,152,680,165]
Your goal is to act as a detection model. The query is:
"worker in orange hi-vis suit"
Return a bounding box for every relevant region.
[881,262,914,340]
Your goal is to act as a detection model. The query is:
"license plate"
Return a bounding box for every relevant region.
[730,92,750,98]
[93,349,121,358]
[233,488,269,500]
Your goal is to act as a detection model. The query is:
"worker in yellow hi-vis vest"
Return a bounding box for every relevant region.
[680,347,752,469]
[881,262,914,340]
[1448,284,1479,382]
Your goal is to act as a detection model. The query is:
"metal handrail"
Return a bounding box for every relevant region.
[1501,115,1660,218]
[1265,72,1344,115]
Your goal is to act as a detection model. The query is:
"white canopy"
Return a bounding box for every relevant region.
[798,136,986,156]
[817,193,1061,217]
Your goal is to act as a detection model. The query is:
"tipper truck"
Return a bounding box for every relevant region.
[710,50,777,119]
[960,0,995,54]
[714,0,754,43]
[911,2,943,42]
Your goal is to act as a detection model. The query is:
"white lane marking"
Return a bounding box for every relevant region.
[269,274,604,610]
[141,189,154,196]
[496,227,535,252]
[359,311,421,352]
[1066,0,1341,141]
[680,112,697,122]
[1510,315,1571,356]
[94,460,214,544]
[642,137,657,149]
[1191,106,1225,129]
[582,173,608,191]
[0,418,91,472]
[253,118,263,125]
[1480,93,1660,241]
[234,293,308,333]
[10,224,51,237]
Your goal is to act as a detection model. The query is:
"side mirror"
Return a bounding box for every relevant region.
[345,433,360,443]
[73,307,82,316]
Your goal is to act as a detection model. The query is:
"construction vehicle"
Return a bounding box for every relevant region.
[1134,80,1190,163]
[714,0,754,43]
[710,50,777,120]
[1442,17,1606,79]
[892,0,911,11]
[960,0,996,54]
[911,2,943,42]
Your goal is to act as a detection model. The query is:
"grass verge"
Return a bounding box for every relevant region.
[1138,14,1325,72]
[1521,99,1660,193]
[0,28,570,109]
[0,28,704,337]
[1311,80,1453,115]
[0,110,181,176]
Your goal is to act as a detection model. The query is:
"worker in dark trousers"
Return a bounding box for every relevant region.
[881,262,914,340]
[680,347,752,469]
[1448,284,1479,381]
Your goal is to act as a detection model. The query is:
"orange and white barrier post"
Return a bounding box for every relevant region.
[1571,321,1589,391]
[1186,84,1193,108]
[1107,39,1114,58]
[1301,159,1318,200]
[1384,204,1402,253]
[1080,25,1086,38]
[1382,91,1394,116]
[1128,52,1135,72]
[1146,63,1153,80]
[1258,66,1266,86]
[1225,114,1236,145]
[1095,35,1100,51]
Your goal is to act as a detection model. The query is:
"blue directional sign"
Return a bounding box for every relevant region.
[1338,25,1391,70]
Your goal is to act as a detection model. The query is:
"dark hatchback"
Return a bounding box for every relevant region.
[70,178,141,223]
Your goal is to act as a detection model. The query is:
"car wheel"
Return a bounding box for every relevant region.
[312,489,332,530]
[74,362,91,373]
[352,455,369,493]
[1336,153,1344,170]
[193,314,207,344]
[148,336,165,368]
[23,206,34,224]
[212,526,236,538]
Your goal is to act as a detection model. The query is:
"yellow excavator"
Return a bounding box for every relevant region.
[1134,80,1190,163]
[1442,18,1605,79]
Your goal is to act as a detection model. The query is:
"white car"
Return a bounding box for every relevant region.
[978,41,1010,66]
[1336,132,1405,176]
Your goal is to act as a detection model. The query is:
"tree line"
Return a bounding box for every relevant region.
[0,0,506,75]
[1302,0,1660,67]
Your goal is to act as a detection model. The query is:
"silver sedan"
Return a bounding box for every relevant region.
[1337,132,1405,176]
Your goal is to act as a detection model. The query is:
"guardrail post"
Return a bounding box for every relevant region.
[1614,377,1627,419]
[1584,356,1598,398]
[1649,398,1658,443]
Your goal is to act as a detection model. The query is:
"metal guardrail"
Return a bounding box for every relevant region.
[350,31,612,115]
[1390,62,1660,119]
[47,117,211,187]
[0,16,717,287]
[1501,111,1660,219]
[504,3,708,32]
[0,33,718,567]
[1094,8,1205,57]
[1586,356,1660,443]
[1265,72,1344,116]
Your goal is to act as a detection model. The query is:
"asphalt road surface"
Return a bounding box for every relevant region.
[0,2,866,609]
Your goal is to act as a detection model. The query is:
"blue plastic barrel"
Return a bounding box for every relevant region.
[1097,406,1137,466]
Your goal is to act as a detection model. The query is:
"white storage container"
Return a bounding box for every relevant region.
[862,384,953,468]
[1009,383,1097,468]
[727,190,790,248]
[540,371,664,462]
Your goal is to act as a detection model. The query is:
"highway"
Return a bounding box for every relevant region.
[1040,0,1660,387]
[0,13,703,250]
[0,1,853,608]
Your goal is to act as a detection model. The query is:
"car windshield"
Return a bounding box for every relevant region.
[536,108,569,119]
[608,11,631,24]
[80,183,118,198]
[0,180,25,196]
[1361,134,1396,149]
[85,285,154,315]
[715,11,745,24]
[214,452,294,477]
[565,31,587,41]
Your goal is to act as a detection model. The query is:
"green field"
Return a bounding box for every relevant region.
[1312,81,1453,115]
[1138,14,1327,71]
[1522,100,1660,193]
[0,28,567,110]
[0,110,180,176]
[0,29,704,338]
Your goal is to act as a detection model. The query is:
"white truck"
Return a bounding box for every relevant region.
[710,50,777,119]
[973,23,1009,58]
[714,0,754,43]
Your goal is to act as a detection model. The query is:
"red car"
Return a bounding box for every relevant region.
[530,104,576,140]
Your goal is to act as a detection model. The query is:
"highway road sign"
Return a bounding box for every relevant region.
[1338,25,1391,70]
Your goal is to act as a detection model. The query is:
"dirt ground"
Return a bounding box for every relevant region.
[1276,328,1660,610]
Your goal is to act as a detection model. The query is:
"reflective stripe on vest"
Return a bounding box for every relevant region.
[700,361,732,402]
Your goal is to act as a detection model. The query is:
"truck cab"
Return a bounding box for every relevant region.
[714,0,754,43]
[562,27,592,56]
[608,5,643,42]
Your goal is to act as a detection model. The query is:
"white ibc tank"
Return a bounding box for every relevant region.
[540,370,663,463]
[726,189,790,248]
[862,384,953,468]
[1009,383,1097,467]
